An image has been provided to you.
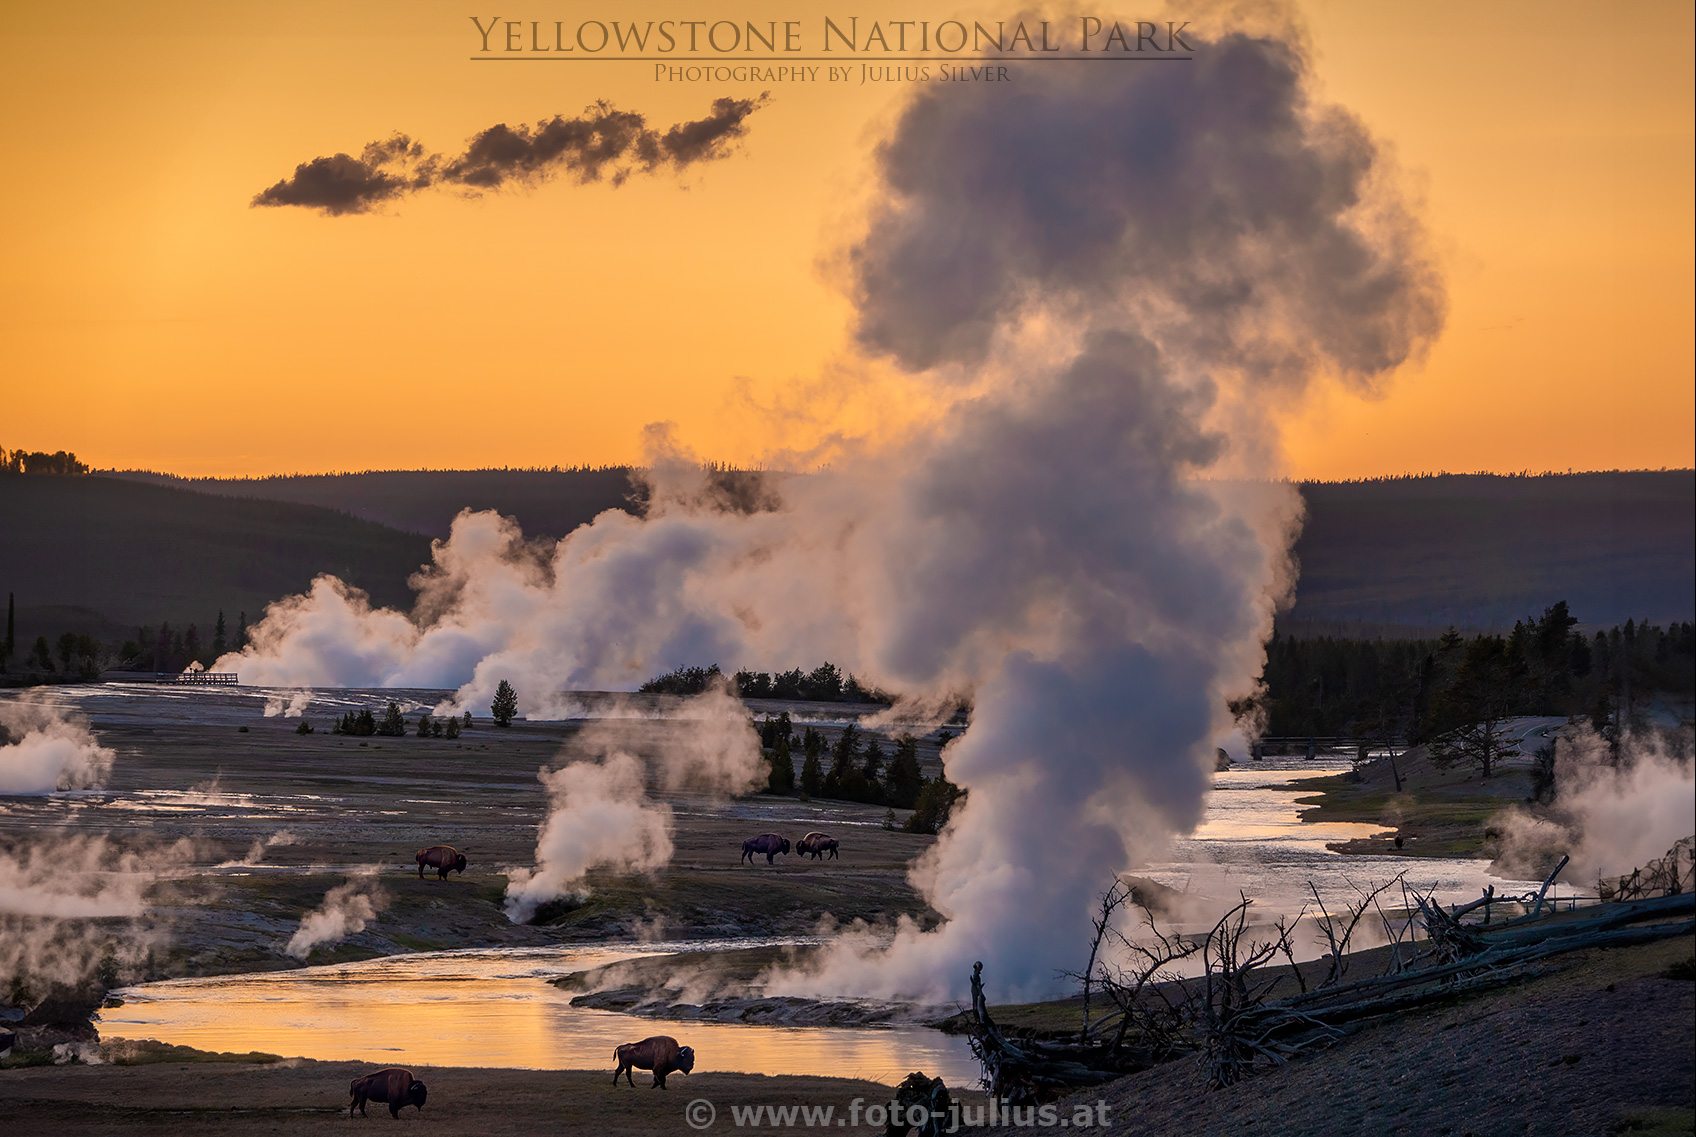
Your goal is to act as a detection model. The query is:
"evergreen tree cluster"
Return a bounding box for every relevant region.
[1255,601,1694,746]
[325,704,474,739]
[0,446,89,475]
[753,712,962,833]
[639,660,893,703]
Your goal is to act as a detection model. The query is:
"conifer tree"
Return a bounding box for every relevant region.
[491,680,518,727]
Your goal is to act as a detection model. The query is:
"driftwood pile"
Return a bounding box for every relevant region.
[1599,836,1694,902]
[964,869,1695,1101]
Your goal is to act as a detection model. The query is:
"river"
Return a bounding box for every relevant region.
[102,756,1521,1083]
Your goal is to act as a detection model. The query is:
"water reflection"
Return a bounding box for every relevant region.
[1143,757,1517,912]
[106,945,980,1086]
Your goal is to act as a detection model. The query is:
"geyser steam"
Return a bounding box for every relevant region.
[222,15,1444,999]
[286,870,388,960]
[503,685,764,923]
[0,701,115,795]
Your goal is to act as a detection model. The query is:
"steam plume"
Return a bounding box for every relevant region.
[1491,727,1695,886]
[285,870,387,960]
[262,691,312,718]
[220,829,300,868]
[223,12,1443,999]
[252,96,769,215]
[0,701,115,795]
[0,835,191,994]
[503,685,762,922]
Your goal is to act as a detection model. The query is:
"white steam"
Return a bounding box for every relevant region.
[503,685,763,923]
[262,691,312,718]
[1493,727,1696,886]
[214,12,1443,999]
[0,835,192,993]
[0,701,115,795]
[220,829,300,868]
[285,870,387,960]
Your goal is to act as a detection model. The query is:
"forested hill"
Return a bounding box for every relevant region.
[111,467,637,542]
[0,475,431,646]
[1282,471,1693,633]
[15,468,1693,645]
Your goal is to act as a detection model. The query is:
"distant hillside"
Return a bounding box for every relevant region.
[15,468,1692,650]
[110,467,638,542]
[1284,471,1694,632]
[0,475,431,645]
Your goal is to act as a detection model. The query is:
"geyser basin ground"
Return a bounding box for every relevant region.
[4,686,1522,985]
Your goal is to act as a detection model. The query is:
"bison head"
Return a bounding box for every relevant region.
[676,1046,696,1075]
[780,839,791,855]
[454,854,468,874]
[408,1080,428,1109]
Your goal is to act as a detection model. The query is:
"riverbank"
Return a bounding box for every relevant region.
[6,934,1689,1136]
[1074,930,1695,1137]
[0,1055,986,1136]
[1292,743,1540,867]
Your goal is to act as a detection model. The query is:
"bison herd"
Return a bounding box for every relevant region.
[741,830,839,864]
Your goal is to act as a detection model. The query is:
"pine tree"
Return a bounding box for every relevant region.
[212,610,227,657]
[377,701,407,736]
[491,680,518,727]
[767,732,795,794]
[444,717,461,740]
[416,712,434,737]
[354,707,376,736]
[800,747,823,798]
[904,775,964,835]
[234,611,249,651]
[462,711,473,728]
[861,738,885,783]
[883,736,924,809]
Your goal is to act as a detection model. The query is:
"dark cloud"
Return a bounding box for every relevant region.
[252,96,770,215]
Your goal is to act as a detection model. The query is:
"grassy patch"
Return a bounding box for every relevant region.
[102,1040,285,1065]
[1610,1107,1696,1136]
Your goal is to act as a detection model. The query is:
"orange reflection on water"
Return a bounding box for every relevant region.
[103,947,979,1087]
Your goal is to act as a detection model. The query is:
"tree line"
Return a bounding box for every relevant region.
[1256,602,1693,739]
[0,447,89,476]
[640,661,894,703]
[754,711,964,834]
[0,596,259,681]
[1253,601,1695,779]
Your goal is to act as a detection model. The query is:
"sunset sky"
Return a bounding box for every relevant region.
[2,0,1691,480]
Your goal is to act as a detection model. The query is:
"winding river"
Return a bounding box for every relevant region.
[104,756,1522,1083]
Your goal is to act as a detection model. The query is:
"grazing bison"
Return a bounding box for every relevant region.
[349,1067,427,1118]
[415,844,467,880]
[796,832,839,861]
[614,1035,696,1088]
[741,833,790,865]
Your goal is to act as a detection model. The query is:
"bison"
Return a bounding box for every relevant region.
[741,833,790,865]
[614,1035,696,1088]
[349,1067,427,1118]
[415,844,467,880]
[796,832,839,861]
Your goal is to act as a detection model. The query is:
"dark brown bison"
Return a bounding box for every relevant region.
[740,833,790,864]
[415,844,467,880]
[613,1034,696,1088]
[349,1067,427,1118]
[796,832,839,861]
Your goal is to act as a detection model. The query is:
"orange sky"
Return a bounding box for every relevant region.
[1,1,1690,479]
